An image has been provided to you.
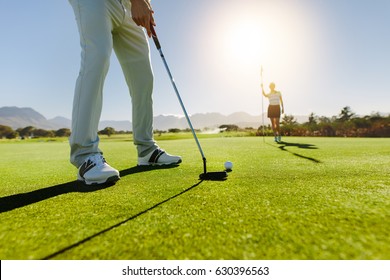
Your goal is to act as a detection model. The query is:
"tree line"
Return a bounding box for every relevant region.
[0,125,131,139]
[1,106,389,139]
[258,106,390,137]
[0,126,72,139]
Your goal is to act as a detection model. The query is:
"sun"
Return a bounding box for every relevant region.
[225,19,269,66]
[195,0,318,115]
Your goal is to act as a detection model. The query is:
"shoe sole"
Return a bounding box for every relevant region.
[78,175,120,186]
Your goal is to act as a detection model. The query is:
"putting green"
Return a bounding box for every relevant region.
[0,136,389,259]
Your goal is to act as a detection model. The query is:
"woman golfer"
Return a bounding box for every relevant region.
[262,82,284,142]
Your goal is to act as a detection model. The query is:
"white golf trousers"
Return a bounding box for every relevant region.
[68,0,157,167]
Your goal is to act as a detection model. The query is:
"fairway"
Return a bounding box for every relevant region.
[0,136,389,260]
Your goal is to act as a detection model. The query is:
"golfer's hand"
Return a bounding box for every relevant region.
[130,0,155,37]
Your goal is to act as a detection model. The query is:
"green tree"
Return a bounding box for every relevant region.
[317,116,335,136]
[0,125,18,139]
[34,129,55,138]
[335,106,355,136]
[55,128,71,137]
[17,126,35,138]
[308,113,317,125]
[99,127,116,137]
[338,106,355,122]
[305,112,319,134]
[168,128,181,133]
[281,115,297,135]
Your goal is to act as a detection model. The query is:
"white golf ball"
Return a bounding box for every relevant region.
[224,161,233,170]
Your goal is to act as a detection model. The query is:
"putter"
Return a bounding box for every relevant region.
[150,25,227,181]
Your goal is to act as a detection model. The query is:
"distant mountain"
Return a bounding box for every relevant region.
[48,116,71,129]
[153,114,186,130]
[0,107,57,130]
[0,107,133,131]
[153,112,269,130]
[0,106,308,131]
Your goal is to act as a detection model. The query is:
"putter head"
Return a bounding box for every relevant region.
[199,171,228,181]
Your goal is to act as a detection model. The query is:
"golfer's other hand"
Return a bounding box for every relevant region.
[131,0,155,37]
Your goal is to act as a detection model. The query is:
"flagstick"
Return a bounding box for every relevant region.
[261,66,265,143]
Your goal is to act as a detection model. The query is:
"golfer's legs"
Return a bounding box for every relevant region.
[271,118,277,134]
[275,118,280,134]
[113,9,157,157]
[68,0,113,167]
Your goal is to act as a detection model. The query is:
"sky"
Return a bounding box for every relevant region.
[1,0,389,121]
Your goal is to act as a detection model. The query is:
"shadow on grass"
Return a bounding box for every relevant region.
[1,163,204,259]
[267,141,322,163]
[42,179,203,260]
[119,164,180,177]
[0,165,180,214]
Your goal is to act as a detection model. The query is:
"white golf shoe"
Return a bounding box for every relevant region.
[138,148,182,166]
[77,154,120,185]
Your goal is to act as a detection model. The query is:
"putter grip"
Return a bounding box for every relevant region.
[150,25,161,50]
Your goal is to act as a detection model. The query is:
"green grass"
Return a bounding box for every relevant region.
[0,136,389,260]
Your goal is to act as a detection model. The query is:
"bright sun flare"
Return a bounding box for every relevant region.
[202,1,317,115]
[218,12,311,83]
[226,20,268,66]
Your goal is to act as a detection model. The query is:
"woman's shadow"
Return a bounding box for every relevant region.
[274,141,322,163]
